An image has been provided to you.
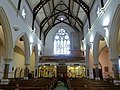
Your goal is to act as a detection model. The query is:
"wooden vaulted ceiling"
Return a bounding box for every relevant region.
[27,0,94,40]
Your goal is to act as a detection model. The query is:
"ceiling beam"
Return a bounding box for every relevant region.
[52,0,55,23]
[32,0,50,29]
[74,0,91,28]
[75,4,80,26]
[32,0,90,29]
[43,20,81,44]
[40,10,83,31]
[70,0,74,24]
[100,0,104,8]
[44,15,82,36]
[43,5,50,27]
[40,2,83,32]
[17,0,21,11]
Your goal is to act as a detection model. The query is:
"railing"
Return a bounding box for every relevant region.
[39,55,85,63]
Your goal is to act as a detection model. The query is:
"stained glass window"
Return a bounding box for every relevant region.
[54,28,70,54]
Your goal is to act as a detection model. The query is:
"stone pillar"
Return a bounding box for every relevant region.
[24,64,29,79]
[85,45,90,78]
[111,58,120,85]
[3,64,9,79]
[3,59,12,78]
[113,64,119,80]
[34,66,39,78]
[86,66,89,78]
[93,64,100,80]
[1,59,12,84]
[89,67,94,79]
[111,58,119,80]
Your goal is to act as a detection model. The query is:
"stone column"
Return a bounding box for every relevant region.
[24,64,29,79]
[3,59,12,79]
[111,58,120,85]
[1,59,12,84]
[111,58,119,80]
[113,64,119,80]
[34,66,39,78]
[3,64,9,79]
[93,64,100,80]
[86,66,89,78]
[85,45,90,78]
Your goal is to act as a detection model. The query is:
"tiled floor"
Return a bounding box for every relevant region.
[54,82,68,90]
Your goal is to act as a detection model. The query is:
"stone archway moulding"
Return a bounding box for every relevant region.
[23,33,30,65]
[33,45,39,67]
[109,4,120,59]
[0,7,13,59]
[93,32,106,64]
[14,32,30,65]
[14,32,25,55]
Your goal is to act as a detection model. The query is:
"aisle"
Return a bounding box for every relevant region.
[54,81,68,90]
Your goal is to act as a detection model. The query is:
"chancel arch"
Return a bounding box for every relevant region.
[109,4,120,59]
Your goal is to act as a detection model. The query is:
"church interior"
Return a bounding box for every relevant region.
[0,0,120,90]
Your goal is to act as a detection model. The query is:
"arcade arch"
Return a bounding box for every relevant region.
[0,7,13,79]
[13,33,30,78]
[109,4,120,80]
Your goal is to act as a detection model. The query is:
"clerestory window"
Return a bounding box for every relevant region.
[54,28,70,55]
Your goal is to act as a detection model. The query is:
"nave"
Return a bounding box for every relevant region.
[0,77,120,90]
[1,0,120,90]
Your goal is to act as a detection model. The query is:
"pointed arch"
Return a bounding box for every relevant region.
[33,44,39,67]
[98,45,107,57]
[22,33,30,65]
[0,7,13,59]
[109,4,120,59]
[85,44,91,65]
[14,32,30,65]
[93,32,105,64]
[14,32,26,55]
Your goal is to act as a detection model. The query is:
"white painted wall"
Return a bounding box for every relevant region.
[83,0,120,79]
[0,0,41,48]
[0,0,42,79]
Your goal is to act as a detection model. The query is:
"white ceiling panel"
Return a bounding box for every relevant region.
[37,8,45,22]
[28,0,40,8]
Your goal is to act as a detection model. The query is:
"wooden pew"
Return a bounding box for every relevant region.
[0,84,19,90]
[67,78,120,90]
[9,77,58,90]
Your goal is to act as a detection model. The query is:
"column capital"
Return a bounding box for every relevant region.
[4,59,12,64]
[35,65,39,68]
[25,64,30,67]
[93,64,99,69]
[86,65,89,69]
